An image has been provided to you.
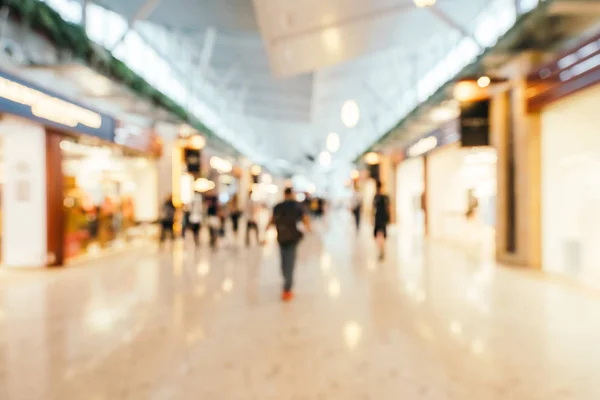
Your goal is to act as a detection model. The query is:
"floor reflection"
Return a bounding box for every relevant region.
[0,212,600,399]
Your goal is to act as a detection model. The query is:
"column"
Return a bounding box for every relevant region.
[0,117,48,267]
[155,122,178,204]
[379,154,397,223]
[493,53,542,268]
[46,130,64,266]
[133,162,159,223]
[238,162,252,211]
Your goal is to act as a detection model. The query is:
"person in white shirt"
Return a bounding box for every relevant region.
[246,191,261,246]
[188,192,203,246]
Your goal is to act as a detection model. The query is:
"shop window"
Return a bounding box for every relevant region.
[61,141,157,260]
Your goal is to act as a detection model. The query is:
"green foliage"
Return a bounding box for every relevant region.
[0,0,237,155]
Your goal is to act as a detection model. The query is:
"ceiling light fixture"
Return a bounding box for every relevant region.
[430,106,459,123]
[319,151,332,166]
[261,173,273,184]
[413,0,437,7]
[341,100,360,128]
[251,165,262,175]
[454,81,480,102]
[179,124,196,138]
[193,178,215,193]
[326,132,340,153]
[188,135,206,150]
[210,156,232,173]
[364,152,380,165]
[319,151,331,167]
[477,76,491,88]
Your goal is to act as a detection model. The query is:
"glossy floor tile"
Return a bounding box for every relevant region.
[1,210,600,399]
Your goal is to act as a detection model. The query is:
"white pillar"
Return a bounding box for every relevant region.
[133,162,159,222]
[0,117,47,267]
[155,122,178,203]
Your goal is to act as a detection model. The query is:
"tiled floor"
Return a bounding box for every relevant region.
[1,210,600,399]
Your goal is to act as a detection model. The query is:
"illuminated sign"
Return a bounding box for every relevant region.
[407,136,438,157]
[0,69,114,141]
[404,120,459,158]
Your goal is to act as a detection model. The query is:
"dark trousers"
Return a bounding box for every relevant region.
[209,227,218,248]
[180,212,190,238]
[159,220,174,242]
[246,221,259,245]
[352,207,361,230]
[279,243,298,292]
[189,223,201,245]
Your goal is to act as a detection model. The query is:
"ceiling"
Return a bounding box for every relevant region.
[89,0,493,175]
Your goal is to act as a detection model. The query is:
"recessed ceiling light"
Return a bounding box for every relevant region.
[414,0,436,7]
[414,0,437,7]
[477,76,491,88]
[319,151,331,166]
[188,135,206,150]
[326,132,340,153]
[341,100,360,128]
[364,152,380,165]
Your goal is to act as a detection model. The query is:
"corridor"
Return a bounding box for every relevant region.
[1,212,599,400]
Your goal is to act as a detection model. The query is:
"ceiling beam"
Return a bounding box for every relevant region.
[110,0,163,51]
[215,62,241,91]
[199,27,217,75]
[428,6,484,51]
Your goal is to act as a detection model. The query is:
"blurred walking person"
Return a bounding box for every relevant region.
[351,185,362,232]
[245,191,261,246]
[205,192,220,249]
[230,194,242,244]
[159,194,176,246]
[373,181,391,261]
[188,192,203,247]
[269,187,311,301]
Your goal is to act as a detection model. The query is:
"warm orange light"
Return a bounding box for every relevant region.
[454,81,479,101]
[477,76,491,88]
[188,135,206,150]
[351,170,360,180]
[364,152,380,165]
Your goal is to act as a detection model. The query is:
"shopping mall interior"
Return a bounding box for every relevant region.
[1,0,600,398]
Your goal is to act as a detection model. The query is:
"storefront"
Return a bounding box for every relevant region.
[427,143,497,251]
[396,115,496,252]
[396,156,425,238]
[0,68,160,267]
[528,34,600,286]
[61,139,159,260]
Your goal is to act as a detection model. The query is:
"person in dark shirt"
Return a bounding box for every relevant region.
[269,187,312,302]
[373,181,391,261]
[205,193,220,249]
[159,194,176,245]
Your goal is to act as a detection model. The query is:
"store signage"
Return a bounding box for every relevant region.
[0,70,115,140]
[404,120,459,159]
[460,100,490,147]
[185,148,201,173]
[528,32,600,111]
[407,136,438,157]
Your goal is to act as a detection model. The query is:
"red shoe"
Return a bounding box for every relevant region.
[281,291,294,302]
